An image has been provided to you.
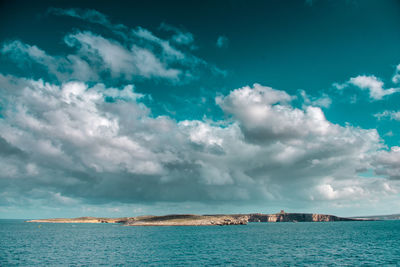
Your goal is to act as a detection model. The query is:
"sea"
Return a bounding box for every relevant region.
[1,219,400,266]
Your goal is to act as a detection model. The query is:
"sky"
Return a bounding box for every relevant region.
[1,0,400,219]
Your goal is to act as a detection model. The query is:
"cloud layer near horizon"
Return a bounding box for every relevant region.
[0,75,398,212]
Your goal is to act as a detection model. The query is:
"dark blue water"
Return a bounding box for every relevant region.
[1,220,400,266]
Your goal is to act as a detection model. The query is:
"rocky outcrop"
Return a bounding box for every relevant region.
[123,214,248,226]
[248,212,357,222]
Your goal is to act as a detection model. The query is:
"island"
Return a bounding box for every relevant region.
[27,210,366,226]
[351,213,400,220]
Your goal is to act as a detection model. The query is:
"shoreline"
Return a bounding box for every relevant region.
[26,212,371,226]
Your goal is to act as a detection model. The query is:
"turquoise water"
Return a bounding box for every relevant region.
[1,220,400,266]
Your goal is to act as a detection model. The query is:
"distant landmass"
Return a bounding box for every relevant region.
[27,211,369,226]
[352,214,400,221]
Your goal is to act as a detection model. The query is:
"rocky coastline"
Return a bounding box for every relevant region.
[27,211,365,226]
[248,212,356,222]
[27,216,128,224]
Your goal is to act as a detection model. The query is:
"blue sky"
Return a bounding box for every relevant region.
[1,0,400,218]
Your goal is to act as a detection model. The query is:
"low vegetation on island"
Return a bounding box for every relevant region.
[27,211,367,226]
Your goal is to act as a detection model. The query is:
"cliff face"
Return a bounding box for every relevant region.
[248,213,356,222]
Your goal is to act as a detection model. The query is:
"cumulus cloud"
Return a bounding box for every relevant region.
[0,75,398,215]
[374,146,400,179]
[217,84,335,143]
[349,75,399,100]
[334,75,400,101]
[374,110,400,121]
[313,178,397,202]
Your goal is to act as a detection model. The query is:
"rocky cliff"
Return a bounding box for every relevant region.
[248,212,356,222]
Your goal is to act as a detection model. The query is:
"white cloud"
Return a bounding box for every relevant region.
[313,178,398,201]
[2,9,226,85]
[213,84,399,208]
[159,22,194,46]
[131,26,187,61]
[299,90,331,108]
[1,40,98,81]
[392,64,400,84]
[44,8,225,82]
[333,71,400,101]
[217,84,335,142]
[374,110,400,121]
[65,31,182,80]
[349,75,399,100]
[374,146,400,179]
[0,77,396,215]
[1,34,183,82]
[332,82,347,90]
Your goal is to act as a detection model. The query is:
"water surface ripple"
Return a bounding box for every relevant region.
[1,220,400,266]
